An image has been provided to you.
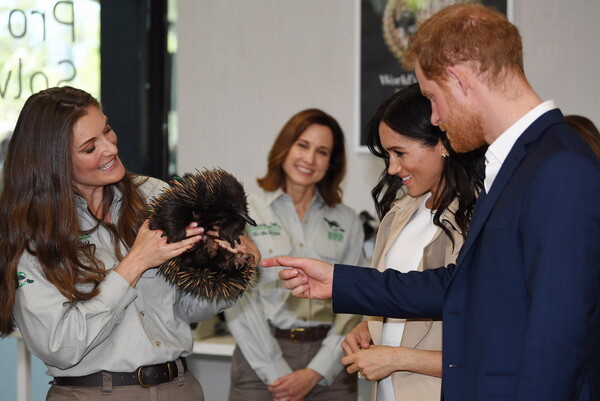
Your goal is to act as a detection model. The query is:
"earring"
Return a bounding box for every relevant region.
[441,152,449,158]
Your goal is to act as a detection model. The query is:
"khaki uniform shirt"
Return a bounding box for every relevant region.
[225,188,365,385]
[13,177,233,377]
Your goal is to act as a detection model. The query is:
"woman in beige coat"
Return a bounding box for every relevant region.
[341,84,485,401]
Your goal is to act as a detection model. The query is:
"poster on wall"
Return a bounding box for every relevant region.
[358,0,511,151]
[0,0,100,173]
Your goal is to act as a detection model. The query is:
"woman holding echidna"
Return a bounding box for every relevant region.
[225,109,365,401]
[0,86,258,400]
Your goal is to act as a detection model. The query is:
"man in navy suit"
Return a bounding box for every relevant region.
[262,4,600,401]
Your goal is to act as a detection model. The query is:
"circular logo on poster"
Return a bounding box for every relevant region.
[382,0,479,64]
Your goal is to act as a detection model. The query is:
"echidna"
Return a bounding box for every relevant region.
[148,168,258,302]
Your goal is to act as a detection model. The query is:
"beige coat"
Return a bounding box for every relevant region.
[367,194,463,401]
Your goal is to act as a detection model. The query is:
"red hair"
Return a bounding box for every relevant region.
[405,4,524,88]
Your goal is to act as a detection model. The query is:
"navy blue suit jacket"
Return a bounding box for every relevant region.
[333,109,600,401]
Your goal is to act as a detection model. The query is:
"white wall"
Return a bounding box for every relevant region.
[176,0,600,216]
[514,1,600,120]
[176,0,381,217]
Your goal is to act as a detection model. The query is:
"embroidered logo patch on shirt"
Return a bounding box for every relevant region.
[17,272,34,288]
[249,222,283,237]
[324,218,345,242]
[79,234,91,245]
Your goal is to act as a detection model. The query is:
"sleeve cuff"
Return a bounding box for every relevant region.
[332,264,361,313]
[255,357,293,385]
[307,352,343,386]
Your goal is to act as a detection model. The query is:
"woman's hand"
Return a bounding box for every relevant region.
[342,345,443,381]
[115,220,203,286]
[341,321,372,356]
[268,369,321,401]
[341,345,399,381]
[215,235,262,267]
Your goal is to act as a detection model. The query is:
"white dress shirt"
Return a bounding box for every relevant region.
[484,100,557,193]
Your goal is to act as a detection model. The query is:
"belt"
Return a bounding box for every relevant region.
[273,325,330,342]
[53,357,187,387]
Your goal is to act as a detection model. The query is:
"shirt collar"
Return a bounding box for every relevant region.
[74,185,124,216]
[484,99,557,192]
[265,187,324,208]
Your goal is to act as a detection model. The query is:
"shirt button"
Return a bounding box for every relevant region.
[155,341,161,347]
[268,249,273,254]
[139,311,145,316]
[448,364,459,368]
[299,243,304,248]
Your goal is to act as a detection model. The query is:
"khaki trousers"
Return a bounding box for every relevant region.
[228,338,357,401]
[46,370,204,401]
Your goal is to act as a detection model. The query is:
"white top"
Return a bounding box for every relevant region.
[378,195,439,401]
[484,100,557,193]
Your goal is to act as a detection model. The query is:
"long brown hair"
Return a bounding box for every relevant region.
[0,87,148,336]
[257,108,347,207]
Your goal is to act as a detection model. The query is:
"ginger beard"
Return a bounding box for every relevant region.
[439,90,487,153]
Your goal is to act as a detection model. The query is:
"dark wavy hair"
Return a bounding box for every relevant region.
[0,86,149,336]
[366,84,485,245]
[257,108,347,207]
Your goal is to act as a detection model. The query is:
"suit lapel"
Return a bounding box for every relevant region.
[456,109,565,266]
[455,147,524,264]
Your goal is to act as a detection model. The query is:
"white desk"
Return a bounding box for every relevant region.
[192,334,235,356]
[189,334,236,400]
[15,333,31,401]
